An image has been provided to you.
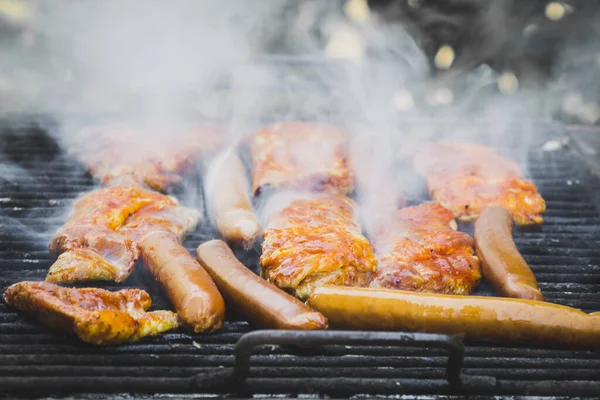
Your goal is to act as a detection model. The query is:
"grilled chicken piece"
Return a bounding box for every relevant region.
[414,141,546,225]
[120,201,201,242]
[369,202,481,295]
[46,185,187,284]
[69,127,222,192]
[251,122,354,196]
[260,193,378,300]
[4,281,180,345]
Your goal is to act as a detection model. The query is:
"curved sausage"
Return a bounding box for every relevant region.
[307,286,600,349]
[204,152,261,249]
[196,240,328,330]
[475,206,543,301]
[139,231,225,333]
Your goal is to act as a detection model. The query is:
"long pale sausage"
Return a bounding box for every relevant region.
[307,286,600,349]
[475,206,543,301]
[139,231,225,333]
[196,240,328,330]
[204,152,261,249]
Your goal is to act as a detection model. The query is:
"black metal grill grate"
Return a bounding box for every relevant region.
[1,121,600,398]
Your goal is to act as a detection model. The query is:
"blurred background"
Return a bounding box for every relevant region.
[0,0,597,126]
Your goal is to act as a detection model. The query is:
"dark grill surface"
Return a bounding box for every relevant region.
[1,121,600,399]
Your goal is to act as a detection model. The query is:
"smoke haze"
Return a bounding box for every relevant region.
[0,0,598,239]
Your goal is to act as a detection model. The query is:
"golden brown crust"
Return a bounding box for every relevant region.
[260,194,377,300]
[3,281,179,345]
[139,232,225,333]
[308,286,600,349]
[475,206,543,300]
[47,185,172,284]
[251,122,354,196]
[369,202,481,295]
[47,185,200,284]
[415,141,546,225]
[196,240,327,330]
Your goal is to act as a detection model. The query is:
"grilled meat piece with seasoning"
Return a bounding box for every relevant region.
[251,122,354,196]
[119,201,223,333]
[369,202,481,294]
[260,193,378,300]
[4,281,180,345]
[120,201,201,243]
[414,141,546,225]
[47,185,176,284]
[69,127,222,192]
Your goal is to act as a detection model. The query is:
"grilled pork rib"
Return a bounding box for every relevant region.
[4,281,180,345]
[260,194,378,300]
[369,202,481,294]
[251,122,354,196]
[415,141,546,225]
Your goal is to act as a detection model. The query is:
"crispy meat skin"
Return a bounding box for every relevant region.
[260,195,378,300]
[70,127,222,192]
[369,202,481,295]
[47,185,199,284]
[415,141,546,225]
[251,122,354,196]
[4,281,179,345]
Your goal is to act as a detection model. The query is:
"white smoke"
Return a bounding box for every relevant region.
[0,0,596,242]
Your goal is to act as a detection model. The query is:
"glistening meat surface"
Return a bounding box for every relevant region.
[46,184,200,284]
[260,193,377,300]
[414,141,546,225]
[369,202,481,295]
[47,185,174,283]
[4,281,179,345]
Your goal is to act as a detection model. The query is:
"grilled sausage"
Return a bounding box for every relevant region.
[307,286,600,349]
[475,206,543,301]
[139,231,225,333]
[196,240,328,330]
[204,152,261,249]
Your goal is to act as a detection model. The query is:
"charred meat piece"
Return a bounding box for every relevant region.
[46,185,198,284]
[47,185,174,284]
[369,202,481,295]
[119,200,222,333]
[69,127,222,192]
[414,141,546,225]
[260,193,378,300]
[4,281,179,345]
[251,122,354,196]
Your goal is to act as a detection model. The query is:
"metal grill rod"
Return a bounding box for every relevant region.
[195,330,497,394]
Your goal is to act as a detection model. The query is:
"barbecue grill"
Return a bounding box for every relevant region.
[2,56,600,398]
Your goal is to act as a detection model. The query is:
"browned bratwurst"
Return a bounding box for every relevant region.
[308,286,600,349]
[196,240,328,330]
[475,206,543,301]
[139,232,225,333]
[204,152,261,249]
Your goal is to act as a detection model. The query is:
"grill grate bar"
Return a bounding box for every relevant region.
[2,124,600,397]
